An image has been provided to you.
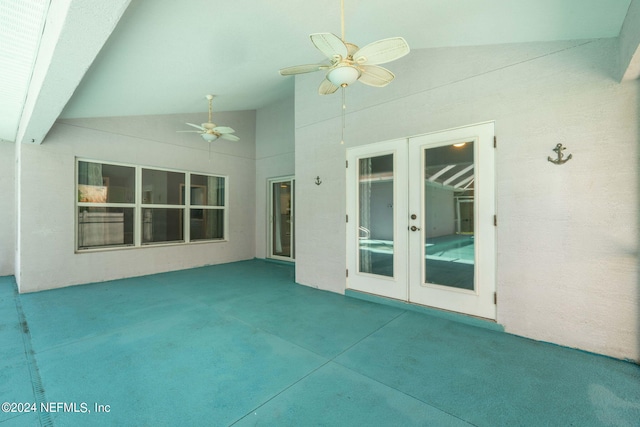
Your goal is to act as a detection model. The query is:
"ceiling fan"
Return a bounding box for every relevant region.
[279,0,410,94]
[178,95,239,142]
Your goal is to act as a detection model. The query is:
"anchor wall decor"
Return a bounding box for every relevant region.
[315,176,322,185]
[548,143,572,165]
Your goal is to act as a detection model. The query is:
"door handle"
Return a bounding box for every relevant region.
[410,225,421,231]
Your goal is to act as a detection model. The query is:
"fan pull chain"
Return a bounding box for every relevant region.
[341,86,346,145]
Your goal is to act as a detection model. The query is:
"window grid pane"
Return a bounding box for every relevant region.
[190,208,224,241]
[142,169,185,205]
[142,208,184,244]
[78,161,135,204]
[190,174,225,206]
[78,207,134,249]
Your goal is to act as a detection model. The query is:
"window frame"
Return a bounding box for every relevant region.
[75,158,229,252]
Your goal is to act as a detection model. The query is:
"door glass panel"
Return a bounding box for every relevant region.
[272,181,292,258]
[424,142,474,290]
[359,154,394,277]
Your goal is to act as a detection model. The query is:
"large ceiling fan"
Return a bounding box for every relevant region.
[279,0,410,94]
[178,95,239,142]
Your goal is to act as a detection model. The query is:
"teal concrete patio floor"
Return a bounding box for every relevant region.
[1,259,639,426]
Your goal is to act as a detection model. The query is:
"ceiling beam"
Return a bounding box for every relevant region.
[619,0,640,81]
[454,175,474,189]
[15,0,131,145]
[443,165,474,186]
[428,165,456,182]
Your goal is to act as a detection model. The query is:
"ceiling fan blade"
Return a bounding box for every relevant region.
[213,126,235,134]
[186,122,205,131]
[310,33,348,60]
[220,133,240,141]
[354,37,410,65]
[318,78,340,95]
[358,65,395,87]
[280,64,328,76]
[177,130,203,133]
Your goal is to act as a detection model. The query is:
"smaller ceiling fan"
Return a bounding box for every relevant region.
[178,95,239,142]
[279,0,410,95]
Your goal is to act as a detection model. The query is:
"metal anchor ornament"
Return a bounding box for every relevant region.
[548,143,572,165]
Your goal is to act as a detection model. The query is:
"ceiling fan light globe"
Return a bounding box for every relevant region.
[201,133,218,142]
[327,65,360,87]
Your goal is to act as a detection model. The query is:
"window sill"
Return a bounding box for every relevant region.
[75,239,228,254]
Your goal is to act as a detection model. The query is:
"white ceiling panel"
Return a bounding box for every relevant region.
[58,0,633,119]
[0,0,49,142]
[0,0,634,143]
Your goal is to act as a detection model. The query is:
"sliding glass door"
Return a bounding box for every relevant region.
[268,177,295,261]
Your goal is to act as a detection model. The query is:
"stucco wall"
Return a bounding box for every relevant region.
[0,141,15,276]
[255,96,295,259]
[293,38,639,361]
[15,110,256,292]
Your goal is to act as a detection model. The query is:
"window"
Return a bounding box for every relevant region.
[76,160,227,251]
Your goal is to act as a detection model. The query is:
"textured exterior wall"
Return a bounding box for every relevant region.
[294,38,639,361]
[15,110,256,292]
[255,96,295,259]
[0,141,15,275]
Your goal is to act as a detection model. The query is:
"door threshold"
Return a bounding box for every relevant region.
[261,257,295,266]
[345,289,504,333]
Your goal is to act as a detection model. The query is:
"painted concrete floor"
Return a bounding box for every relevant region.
[1,259,639,426]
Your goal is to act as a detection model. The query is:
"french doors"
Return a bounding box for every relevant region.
[346,122,496,319]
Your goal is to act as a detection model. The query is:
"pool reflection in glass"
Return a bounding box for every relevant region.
[424,142,475,290]
[358,154,394,277]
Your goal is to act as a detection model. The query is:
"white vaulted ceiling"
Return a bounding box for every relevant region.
[0,0,635,144]
[0,0,49,141]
